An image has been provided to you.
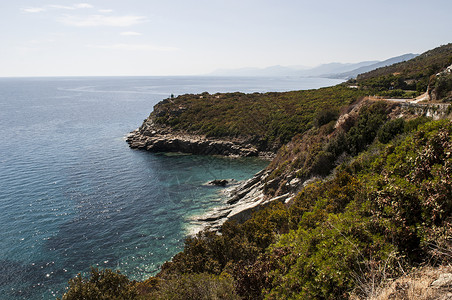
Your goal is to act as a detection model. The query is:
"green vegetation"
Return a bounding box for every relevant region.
[432,72,452,100]
[61,113,452,299]
[151,86,365,150]
[264,119,452,299]
[59,268,137,300]
[144,273,240,299]
[356,43,452,96]
[61,44,452,299]
[153,117,451,300]
[264,101,397,196]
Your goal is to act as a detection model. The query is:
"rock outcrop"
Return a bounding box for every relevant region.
[127,121,273,158]
[188,169,297,234]
[208,179,231,187]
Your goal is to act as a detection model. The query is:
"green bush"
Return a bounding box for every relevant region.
[377,118,405,143]
[434,73,452,100]
[314,108,339,128]
[253,119,452,299]
[59,268,137,300]
[345,102,389,155]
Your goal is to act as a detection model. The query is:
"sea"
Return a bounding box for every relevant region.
[0,76,344,299]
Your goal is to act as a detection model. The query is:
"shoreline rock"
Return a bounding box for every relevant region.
[126,121,275,159]
[208,179,231,187]
[188,169,296,234]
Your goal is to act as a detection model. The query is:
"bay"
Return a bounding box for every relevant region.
[0,76,343,299]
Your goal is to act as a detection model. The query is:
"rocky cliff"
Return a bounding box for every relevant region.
[127,121,273,157]
[189,169,298,233]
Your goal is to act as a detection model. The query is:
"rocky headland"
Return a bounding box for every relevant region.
[128,96,451,236]
[126,95,277,158]
[126,121,272,158]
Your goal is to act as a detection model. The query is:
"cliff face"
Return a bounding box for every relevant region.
[127,97,276,157]
[128,98,452,237]
[189,168,304,233]
[127,121,271,158]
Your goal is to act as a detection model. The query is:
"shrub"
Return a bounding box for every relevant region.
[314,108,339,128]
[259,120,452,298]
[345,102,389,155]
[434,73,452,100]
[377,118,405,143]
[59,268,137,300]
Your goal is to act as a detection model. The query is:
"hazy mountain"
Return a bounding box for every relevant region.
[209,62,379,77]
[209,65,304,77]
[208,54,418,79]
[327,53,419,79]
[297,61,379,77]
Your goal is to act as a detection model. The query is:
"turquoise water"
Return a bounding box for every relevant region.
[0,76,343,299]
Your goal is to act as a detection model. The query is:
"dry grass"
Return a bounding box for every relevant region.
[352,265,452,300]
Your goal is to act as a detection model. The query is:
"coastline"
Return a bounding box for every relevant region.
[130,97,452,238]
[125,113,286,237]
[187,169,299,235]
[59,43,452,298]
[127,122,275,159]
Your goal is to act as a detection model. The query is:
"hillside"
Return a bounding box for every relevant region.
[127,86,366,155]
[330,53,418,79]
[357,44,452,82]
[61,44,452,299]
[355,43,452,99]
[128,45,452,160]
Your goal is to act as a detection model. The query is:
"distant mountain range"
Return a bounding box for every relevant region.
[209,53,418,79]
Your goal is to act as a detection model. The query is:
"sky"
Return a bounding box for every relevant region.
[1,0,451,77]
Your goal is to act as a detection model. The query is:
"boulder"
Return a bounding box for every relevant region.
[209,179,229,187]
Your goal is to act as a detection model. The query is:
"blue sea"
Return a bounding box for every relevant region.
[0,76,343,299]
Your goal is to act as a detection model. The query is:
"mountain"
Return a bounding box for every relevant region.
[298,60,379,77]
[208,61,379,77]
[326,53,418,79]
[356,43,452,99]
[208,54,418,79]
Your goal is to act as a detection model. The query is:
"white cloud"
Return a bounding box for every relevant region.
[48,5,74,10]
[22,7,46,13]
[22,3,93,13]
[60,14,147,27]
[49,3,93,10]
[74,3,93,9]
[120,31,142,36]
[87,43,178,51]
[98,9,113,13]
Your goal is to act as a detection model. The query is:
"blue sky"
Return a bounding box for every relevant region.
[1,0,451,77]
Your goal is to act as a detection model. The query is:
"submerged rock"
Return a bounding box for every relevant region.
[209,179,230,187]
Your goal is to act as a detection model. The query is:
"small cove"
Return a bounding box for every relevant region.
[0,76,343,299]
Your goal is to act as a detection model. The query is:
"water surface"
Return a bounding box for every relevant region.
[0,76,343,299]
